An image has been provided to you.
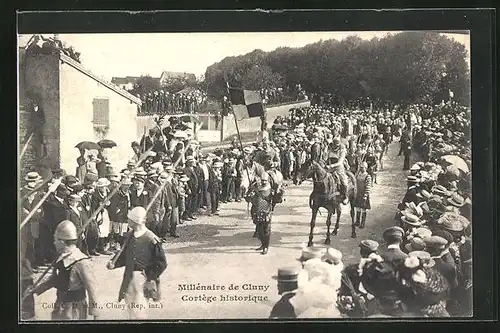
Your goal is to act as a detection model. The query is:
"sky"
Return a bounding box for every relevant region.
[18,31,470,82]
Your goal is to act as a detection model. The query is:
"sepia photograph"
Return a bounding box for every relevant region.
[18,28,473,321]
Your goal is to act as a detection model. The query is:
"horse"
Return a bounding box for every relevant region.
[301,160,357,247]
[267,167,285,211]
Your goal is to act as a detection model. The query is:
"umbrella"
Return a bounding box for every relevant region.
[173,131,188,139]
[440,155,469,173]
[97,139,117,149]
[75,141,100,151]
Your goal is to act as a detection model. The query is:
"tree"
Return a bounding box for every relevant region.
[129,75,161,98]
[202,32,470,106]
[242,64,283,90]
[161,75,197,94]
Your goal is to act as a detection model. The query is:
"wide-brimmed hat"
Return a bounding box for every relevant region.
[436,212,468,232]
[445,193,465,207]
[120,177,133,186]
[408,251,435,268]
[431,185,450,197]
[24,172,42,183]
[401,212,423,227]
[416,189,432,200]
[96,178,111,187]
[406,176,420,183]
[322,248,342,265]
[272,267,300,282]
[179,174,190,182]
[23,182,38,191]
[298,246,326,262]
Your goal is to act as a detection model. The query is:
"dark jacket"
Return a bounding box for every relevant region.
[208,169,221,193]
[108,190,130,223]
[184,166,199,194]
[269,292,297,319]
[129,187,153,209]
[42,194,69,229]
[113,230,167,302]
[434,252,458,289]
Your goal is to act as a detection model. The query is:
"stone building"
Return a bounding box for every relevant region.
[19,46,142,180]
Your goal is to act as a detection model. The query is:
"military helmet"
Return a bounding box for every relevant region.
[54,220,78,240]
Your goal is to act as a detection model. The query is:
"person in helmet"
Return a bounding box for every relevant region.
[24,220,100,320]
[246,173,274,255]
[326,137,349,205]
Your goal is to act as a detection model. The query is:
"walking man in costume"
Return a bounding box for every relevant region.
[106,207,167,319]
[25,220,100,320]
[354,162,372,229]
[246,172,273,255]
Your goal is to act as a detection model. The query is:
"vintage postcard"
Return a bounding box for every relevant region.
[18,13,477,321]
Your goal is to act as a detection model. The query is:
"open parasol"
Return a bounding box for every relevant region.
[440,155,469,173]
[75,141,101,151]
[173,131,188,139]
[97,139,117,149]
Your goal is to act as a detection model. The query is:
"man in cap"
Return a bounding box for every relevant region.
[183,155,199,220]
[106,207,167,319]
[359,240,379,258]
[140,128,157,153]
[326,137,349,205]
[41,183,70,265]
[198,155,211,211]
[208,160,223,216]
[21,174,45,270]
[65,193,89,254]
[381,226,408,265]
[25,220,100,320]
[398,176,420,211]
[269,267,300,319]
[108,176,132,252]
[130,174,153,209]
[424,235,458,290]
[158,170,179,239]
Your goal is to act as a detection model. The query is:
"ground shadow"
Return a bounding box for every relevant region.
[165,223,311,254]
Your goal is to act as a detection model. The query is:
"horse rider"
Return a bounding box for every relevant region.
[256,137,280,168]
[310,131,326,164]
[325,137,349,205]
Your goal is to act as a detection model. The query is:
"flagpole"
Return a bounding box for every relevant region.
[225,82,253,189]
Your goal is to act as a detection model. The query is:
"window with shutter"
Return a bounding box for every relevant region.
[92,98,110,128]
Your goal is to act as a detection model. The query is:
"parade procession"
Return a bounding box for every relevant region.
[18,31,473,321]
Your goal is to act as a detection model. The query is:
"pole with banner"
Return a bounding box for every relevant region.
[225,82,253,189]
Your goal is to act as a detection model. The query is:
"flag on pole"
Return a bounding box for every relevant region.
[228,86,265,121]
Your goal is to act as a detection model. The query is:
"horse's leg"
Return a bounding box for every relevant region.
[333,203,341,236]
[350,202,357,238]
[325,210,332,245]
[308,206,318,247]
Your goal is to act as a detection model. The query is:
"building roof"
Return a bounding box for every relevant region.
[160,71,196,80]
[111,76,160,86]
[60,53,142,105]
